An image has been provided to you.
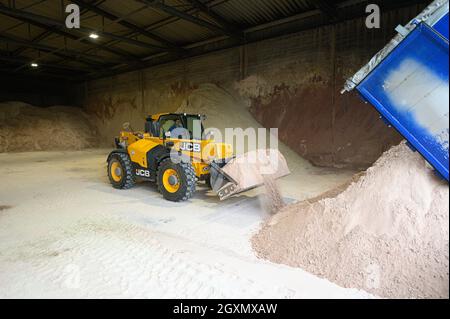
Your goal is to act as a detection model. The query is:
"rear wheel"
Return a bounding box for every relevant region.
[157,158,196,202]
[107,152,136,189]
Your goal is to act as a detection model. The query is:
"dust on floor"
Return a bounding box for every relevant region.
[253,142,449,299]
[0,149,371,298]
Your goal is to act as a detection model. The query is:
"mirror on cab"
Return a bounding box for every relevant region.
[122,122,132,131]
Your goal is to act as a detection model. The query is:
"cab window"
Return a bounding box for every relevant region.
[158,115,189,139]
[184,115,204,140]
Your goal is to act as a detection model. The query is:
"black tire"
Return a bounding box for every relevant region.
[107,152,136,189]
[157,158,196,202]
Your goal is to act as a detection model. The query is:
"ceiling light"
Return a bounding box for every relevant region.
[30,62,39,68]
[89,33,99,39]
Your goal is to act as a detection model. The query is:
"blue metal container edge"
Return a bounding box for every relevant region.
[356,23,449,182]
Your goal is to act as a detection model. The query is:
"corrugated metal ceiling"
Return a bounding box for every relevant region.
[0,0,428,80]
[213,0,312,26]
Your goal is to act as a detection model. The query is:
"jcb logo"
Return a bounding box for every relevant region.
[179,142,201,153]
[136,169,150,177]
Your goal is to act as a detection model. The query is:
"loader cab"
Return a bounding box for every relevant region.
[146,113,205,140]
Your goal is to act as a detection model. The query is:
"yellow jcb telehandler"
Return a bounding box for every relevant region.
[106,113,289,202]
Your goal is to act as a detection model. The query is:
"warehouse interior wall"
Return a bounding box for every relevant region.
[0,74,84,107]
[83,4,424,169]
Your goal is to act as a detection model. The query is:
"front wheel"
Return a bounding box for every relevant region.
[107,152,136,189]
[157,158,196,202]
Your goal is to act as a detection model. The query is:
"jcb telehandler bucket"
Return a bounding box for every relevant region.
[210,149,290,200]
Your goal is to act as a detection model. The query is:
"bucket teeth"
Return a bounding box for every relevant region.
[217,182,239,201]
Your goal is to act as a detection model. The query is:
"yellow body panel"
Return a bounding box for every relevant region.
[144,136,233,177]
[148,138,231,157]
[120,131,141,145]
[118,113,233,178]
[192,162,210,176]
[127,139,160,168]
[124,135,233,176]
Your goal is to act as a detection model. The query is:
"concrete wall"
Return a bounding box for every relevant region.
[84,5,425,169]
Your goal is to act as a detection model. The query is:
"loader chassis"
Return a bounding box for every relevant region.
[106,113,290,202]
[107,113,232,202]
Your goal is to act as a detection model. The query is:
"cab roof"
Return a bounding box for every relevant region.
[149,113,203,121]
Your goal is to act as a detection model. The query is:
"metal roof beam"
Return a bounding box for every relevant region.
[0,7,141,62]
[0,67,85,81]
[184,0,243,37]
[71,0,183,53]
[0,3,167,51]
[138,0,243,40]
[12,0,104,56]
[309,0,338,20]
[77,0,229,59]
[0,34,107,68]
[0,32,105,60]
[0,52,91,73]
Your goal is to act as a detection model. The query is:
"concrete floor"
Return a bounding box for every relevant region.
[0,149,373,298]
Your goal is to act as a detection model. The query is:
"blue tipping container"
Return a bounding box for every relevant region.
[355,21,449,181]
